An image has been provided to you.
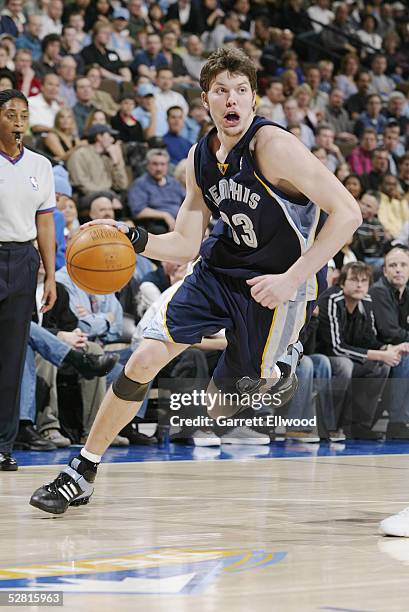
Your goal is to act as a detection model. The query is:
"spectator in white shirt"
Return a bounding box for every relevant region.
[28,72,62,134]
[40,0,63,38]
[307,0,334,33]
[155,66,189,117]
[258,78,285,125]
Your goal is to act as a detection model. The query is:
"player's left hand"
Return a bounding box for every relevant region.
[247,273,298,309]
[41,277,57,313]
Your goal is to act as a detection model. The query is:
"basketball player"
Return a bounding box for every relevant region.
[0,89,56,471]
[30,48,361,514]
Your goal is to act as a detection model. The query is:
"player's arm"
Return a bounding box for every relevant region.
[248,128,362,308]
[81,146,211,264]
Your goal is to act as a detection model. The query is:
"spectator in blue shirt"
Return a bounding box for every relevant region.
[128,148,185,234]
[130,32,168,80]
[132,82,168,138]
[15,15,42,61]
[354,93,388,137]
[163,106,191,165]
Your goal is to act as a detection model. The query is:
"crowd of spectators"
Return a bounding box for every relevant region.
[5,0,409,449]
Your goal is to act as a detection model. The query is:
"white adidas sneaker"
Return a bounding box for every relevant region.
[380,507,409,537]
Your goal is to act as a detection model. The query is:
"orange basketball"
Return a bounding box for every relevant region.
[66,225,136,295]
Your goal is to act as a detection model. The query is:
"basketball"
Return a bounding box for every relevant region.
[66,225,136,294]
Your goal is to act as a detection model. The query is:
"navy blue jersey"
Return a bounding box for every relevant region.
[194,115,327,301]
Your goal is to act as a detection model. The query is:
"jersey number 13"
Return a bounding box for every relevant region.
[219,212,258,248]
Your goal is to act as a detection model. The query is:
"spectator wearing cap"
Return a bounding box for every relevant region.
[155,67,189,117]
[354,93,388,138]
[163,106,191,165]
[130,32,168,80]
[132,81,168,139]
[15,15,42,61]
[28,73,61,134]
[81,22,132,84]
[73,76,96,137]
[384,91,408,136]
[39,0,63,38]
[109,7,133,63]
[85,64,118,119]
[33,33,61,81]
[369,54,396,102]
[111,95,144,143]
[67,124,128,195]
[52,165,72,269]
[128,148,185,234]
[14,49,42,98]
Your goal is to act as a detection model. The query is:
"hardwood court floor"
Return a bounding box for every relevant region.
[2,449,409,611]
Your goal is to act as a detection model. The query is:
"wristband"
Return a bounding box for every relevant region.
[127,226,149,253]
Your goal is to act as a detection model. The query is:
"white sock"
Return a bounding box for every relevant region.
[81,448,101,464]
[271,364,281,385]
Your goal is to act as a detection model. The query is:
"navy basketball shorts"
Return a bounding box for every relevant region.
[143,260,311,391]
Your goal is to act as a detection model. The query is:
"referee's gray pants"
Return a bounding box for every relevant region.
[0,242,39,453]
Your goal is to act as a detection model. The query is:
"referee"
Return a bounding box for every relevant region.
[0,90,56,471]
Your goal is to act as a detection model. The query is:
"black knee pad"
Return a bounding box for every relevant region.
[112,369,150,402]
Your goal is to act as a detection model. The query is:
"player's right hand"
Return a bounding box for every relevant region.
[80,220,149,253]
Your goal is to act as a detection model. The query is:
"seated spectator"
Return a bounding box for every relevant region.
[334,162,351,182]
[356,14,382,57]
[182,99,211,145]
[324,88,356,148]
[127,0,148,41]
[39,0,63,38]
[163,105,191,166]
[53,165,73,269]
[84,0,113,31]
[130,32,168,80]
[88,191,123,222]
[182,34,206,84]
[16,321,118,450]
[73,76,96,137]
[67,124,128,195]
[155,66,189,117]
[0,71,14,90]
[347,127,377,175]
[111,95,144,143]
[307,0,334,33]
[161,29,190,85]
[275,50,305,84]
[351,190,386,266]
[315,124,345,172]
[56,194,80,241]
[14,49,41,98]
[28,73,61,135]
[382,124,402,176]
[345,70,373,120]
[57,55,77,108]
[81,22,131,83]
[318,59,334,94]
[85,64,118,119]
[147,3,165,35]
[282,97,315,149]
[379,173,409,239]
[305,65,328,116]
[166,0,205,34]
[361,146,389,191]
[320,3,357,56]
[334,52,359,99]
[258,77,285,125]
[294,83,318,130]
[384,91,408,137]
[133,82,168,139]
[128,148,185,233]
[60,24,82,59]
[316,261,401,439]
[353,93,387,138]
[280,69,299,98]
[369,53,396,102]
[43,108,83,161]
[15,14,42,61]
[369,246,409,439]
[109,7,133,63]
[68,11,91,50]
[1,0,25,37]
[83,109,109,136]
[203,11,249,52]
[343,173,364,200]
[33,33,61,80]
[398,153,409,196]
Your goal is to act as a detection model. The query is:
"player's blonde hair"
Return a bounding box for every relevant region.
[200,47,257,93]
